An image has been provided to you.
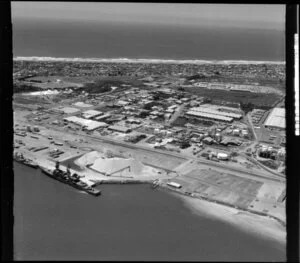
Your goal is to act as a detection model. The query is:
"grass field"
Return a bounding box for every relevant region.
[13,95,51,105]
[184,87,281,108]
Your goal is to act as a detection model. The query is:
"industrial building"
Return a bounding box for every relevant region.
[108,125,132,133]
[73,102,93,108]
[186,110,233,122]
[95,113,111,121]
[189,106,243,119]
[59,107,81,114]
[264,108,285,130]
[64,116,108,131]
[82,110,103,119]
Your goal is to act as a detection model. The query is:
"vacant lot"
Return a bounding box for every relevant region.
[13,94,51,105]
[167,168,264,208]
[184,88,281,108]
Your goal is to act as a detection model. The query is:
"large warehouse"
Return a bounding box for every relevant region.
[186,110,233,122]
[264,108,286,130]
[188,106,242,120]
[64,116,108,131]
[82,110,103,119]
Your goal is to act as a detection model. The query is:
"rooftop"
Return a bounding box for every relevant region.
[186,110,233,122]
[64,116,108,130]
[82,110,103,119]
[264,108,285,129]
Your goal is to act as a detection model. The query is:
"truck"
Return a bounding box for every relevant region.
[167,182,182,189]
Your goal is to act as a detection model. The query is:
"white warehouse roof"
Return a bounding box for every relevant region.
[59,107,81,114]
[190,107,242,119]
[186,110,233,122]
[264,108,285,129]
[64,116,108,130]
[73,102,93,108]
[82,110,103,119]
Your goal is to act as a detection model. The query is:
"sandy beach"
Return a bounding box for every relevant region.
[177,193,286,247]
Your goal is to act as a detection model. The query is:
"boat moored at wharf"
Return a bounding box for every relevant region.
[40,162,101,197]
[14,152,39,168]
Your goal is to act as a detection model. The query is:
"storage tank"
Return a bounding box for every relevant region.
[215,133,222,141]
[211,151,217,157]
[233,129,240,136]
[217,152,229,160]
[167,182,182,189]
[154,128,160,134]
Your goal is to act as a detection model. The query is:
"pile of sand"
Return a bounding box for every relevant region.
[75,151,146,176]
[75,151,104,168]
[90,157,145,176]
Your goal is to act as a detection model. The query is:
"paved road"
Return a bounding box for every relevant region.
[167,104,185,125]
[246,112,258,140]
[26,120,286,183]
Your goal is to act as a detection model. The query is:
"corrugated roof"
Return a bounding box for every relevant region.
[190,106,242,119]
[64,116,108,130]
[186,111,233,122]
[108,125,131,132]
[264,108,285,129]
[82,110,103,118]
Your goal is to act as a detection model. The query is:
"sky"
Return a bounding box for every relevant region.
[12,2,285,30]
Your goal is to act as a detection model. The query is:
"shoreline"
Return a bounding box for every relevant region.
[13,56,285,65]
[14,159,286,245]
[179,194,286,247]
[158,183,286,227]
[158,185,286,246]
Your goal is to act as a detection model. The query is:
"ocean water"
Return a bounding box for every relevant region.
[13,162,285,261]
[12,18,285,61]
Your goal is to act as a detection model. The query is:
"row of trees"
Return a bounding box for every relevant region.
[13,84,42,93]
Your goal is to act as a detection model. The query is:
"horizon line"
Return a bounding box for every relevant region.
[13,56,286,65]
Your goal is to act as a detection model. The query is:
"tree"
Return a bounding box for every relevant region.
[240,102,255,114]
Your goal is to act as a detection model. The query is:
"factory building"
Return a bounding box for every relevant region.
[73,102,93,108]
[64,116,108,131]
[264,108,285,130]
[108,125,132,133]
[186,110,233,123]
[82,110,103,119]
[189,106,242,119]
[59,107,81,114]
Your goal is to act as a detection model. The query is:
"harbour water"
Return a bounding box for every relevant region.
[13,162,285,261]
